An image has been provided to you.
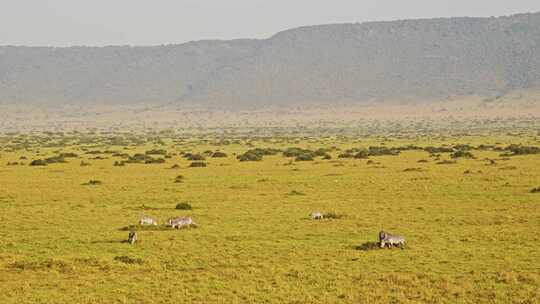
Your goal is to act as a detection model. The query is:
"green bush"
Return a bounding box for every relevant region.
[237,151,262,162]
[295,153,314,161]
[175,202,192,210]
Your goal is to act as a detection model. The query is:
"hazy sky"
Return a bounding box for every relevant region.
[2,0,540,46]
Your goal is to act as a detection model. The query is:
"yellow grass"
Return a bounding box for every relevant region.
[0,132,539,303]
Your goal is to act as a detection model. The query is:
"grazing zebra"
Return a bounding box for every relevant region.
[380,234,406,249]
[378,230,388,244]
[311,211,323,220]
[128,231,137,244]
[167,217,196,229]
[139,216,157,226]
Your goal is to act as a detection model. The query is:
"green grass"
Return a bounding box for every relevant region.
[0,132,539,303]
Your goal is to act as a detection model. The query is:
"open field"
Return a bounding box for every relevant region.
[0,128,540,303]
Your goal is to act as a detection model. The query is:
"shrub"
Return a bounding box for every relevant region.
[295,153,314,161]
[211,151,228,158]
[283,147,313,158]
[323,211,347,219]
[354,150,369,159]
[322,154,332,160]
[145,157,165,164]
[59,152,78,158]
[83,180,102,186]
[114,256,144,265]
[368,146,399,156]
[237,148,281,161]
[237,151,262,162]
[403,167,423,172]
[189,161,207,167]
[450,151,475,159]
[114,161,125,166]
[145,149,167,155]
[174,175,185,183]
[288,190,305,196]
[29,159,47,166]
[531,187,540,193]
[44,156,65,164]
[424,146,454,153]
[338,152,354,159]
[186,154,205,161]
[436,160,457,165]
[503,144,540,156]
[80,160,91,166]
[175,202,192,210]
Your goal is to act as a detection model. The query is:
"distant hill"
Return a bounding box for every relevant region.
[1,12,540,109]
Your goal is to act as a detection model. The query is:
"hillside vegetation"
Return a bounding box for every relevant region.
[1,12,540,108]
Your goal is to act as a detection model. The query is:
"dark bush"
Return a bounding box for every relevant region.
[323,211,347,219]
[322,154,332,160]
[145,149,167,155]
[338,152,354,159]
[145,157,165,164]
[450,151,475,159]
[189,161,207,167]
[237,151,262,162]
[44,156,66,164]
[436,160,457,165]
[80,160,91,167]
[531,187,540,193]
[175,202,192,210]
[424,146,454,153]
[283,147,313,158]
[83,180,102,186]
[354,150,369,159]
[59,152,78,158]
[503,144,540,156]
[453,144,473,151]
[186,154,205,161]
[114,161,125,166]
[30,159,47,166]
[368,146,399,156]
[211,151,228,158]
[295,153,314,161]
[114,256,144,265]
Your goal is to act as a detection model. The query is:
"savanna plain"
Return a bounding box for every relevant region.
[1,123,539,304]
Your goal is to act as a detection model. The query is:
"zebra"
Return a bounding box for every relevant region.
[311,211,323,220]
[139,216,157,226]
[167,217,196,229]
[127,231,137,244]
[380,234,406,249]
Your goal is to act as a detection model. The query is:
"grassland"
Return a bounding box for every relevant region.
[0,129,539,303]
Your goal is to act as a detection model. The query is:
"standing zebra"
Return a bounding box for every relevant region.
[167,217,196,229]
[127,231,137,245]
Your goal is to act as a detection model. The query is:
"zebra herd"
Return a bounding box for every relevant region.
[127,216,196,244]
[129,213,405,249]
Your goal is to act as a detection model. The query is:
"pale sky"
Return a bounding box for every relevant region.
[1,0,540,46]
